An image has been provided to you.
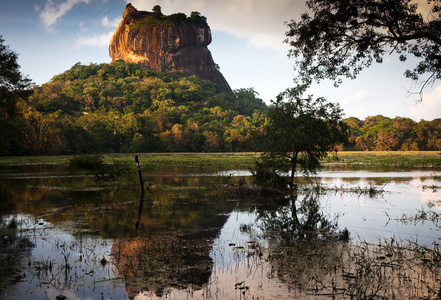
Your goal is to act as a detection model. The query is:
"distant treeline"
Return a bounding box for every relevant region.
[343,116,441,151]
[1,61,440,155]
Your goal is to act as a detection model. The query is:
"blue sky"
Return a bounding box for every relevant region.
[1,0,440,121]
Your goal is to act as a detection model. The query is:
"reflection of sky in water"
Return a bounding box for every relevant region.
[317,176,441,246]
[220,169,441,245]
[2,215,127,300]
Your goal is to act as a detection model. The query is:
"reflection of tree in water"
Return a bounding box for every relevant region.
[254,191,349,295]
[256,190,347,242]
[111,228,218,298]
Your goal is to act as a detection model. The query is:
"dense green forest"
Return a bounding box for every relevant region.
[343,116,441,151]
[1,61,441,155]
[3,61,268,155]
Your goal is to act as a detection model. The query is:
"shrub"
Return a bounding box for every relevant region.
[69,154,134,181]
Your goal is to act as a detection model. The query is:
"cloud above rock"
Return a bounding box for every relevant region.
[40,0,90,30]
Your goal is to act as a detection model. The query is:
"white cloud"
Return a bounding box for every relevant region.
[128,0,304,51]
[102,16,121,28]
[75,31,113,48]
[40,0,90,29]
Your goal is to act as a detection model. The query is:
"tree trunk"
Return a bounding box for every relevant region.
[290,150,298,190]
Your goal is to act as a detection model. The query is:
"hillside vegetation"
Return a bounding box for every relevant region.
[12,61,267,155]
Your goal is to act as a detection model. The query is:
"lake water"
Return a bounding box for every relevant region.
[0,165,440,299]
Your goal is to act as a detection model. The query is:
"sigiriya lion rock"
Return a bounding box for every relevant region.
[109,4,232,93]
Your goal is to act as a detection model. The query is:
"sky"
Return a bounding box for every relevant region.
[0,0,440,121]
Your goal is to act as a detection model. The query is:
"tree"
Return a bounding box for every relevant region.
[285,0,441,98]
[0,36,31,155]
[152,5,162,17]
[254,85,348,189]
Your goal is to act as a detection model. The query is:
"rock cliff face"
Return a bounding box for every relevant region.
[109,5,232,93]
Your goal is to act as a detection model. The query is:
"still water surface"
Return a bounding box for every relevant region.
[0,165,440,299]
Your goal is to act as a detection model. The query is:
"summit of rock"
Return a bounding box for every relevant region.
[109,4,232,93]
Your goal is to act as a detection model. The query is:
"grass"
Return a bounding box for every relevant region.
[0,151,439,169]
[0,152,261,168]
[327,151,441,168]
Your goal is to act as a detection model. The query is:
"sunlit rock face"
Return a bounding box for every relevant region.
[109,4,232,93]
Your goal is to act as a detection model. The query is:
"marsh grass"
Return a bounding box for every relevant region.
[385,202,441,227]
[306,182,387,198]
[343,238,441,299]
[331,151,441,168]
[267,236,441,299]
[1,151,439,170]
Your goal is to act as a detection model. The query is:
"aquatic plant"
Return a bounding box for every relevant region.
[344,238,441,299]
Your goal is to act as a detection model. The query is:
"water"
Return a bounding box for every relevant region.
[0,165,440,299]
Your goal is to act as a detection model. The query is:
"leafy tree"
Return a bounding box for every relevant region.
[285,0,441,96]
[0,36,31,154]
[152,5,162,18]
[254,85,348,189]
[189,11,207,25]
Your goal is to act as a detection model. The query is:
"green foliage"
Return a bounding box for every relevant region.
[254,84,348,188]
[286,0,441,94]
[251,155,290,190]
[343,115,441,151]
[14,61,267,154]
[131,16,172,29]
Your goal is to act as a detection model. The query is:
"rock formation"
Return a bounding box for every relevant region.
[109,4,232,93]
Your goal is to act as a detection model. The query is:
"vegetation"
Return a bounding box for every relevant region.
[252,85,348,189]
[129,4,208,30]
[344,115,441,151]
[68,154,135,181]
[4,61,267,155]
[285,0,441,97]
[0,41,440,157]
[0,151,440,170]
[0,36,32,155]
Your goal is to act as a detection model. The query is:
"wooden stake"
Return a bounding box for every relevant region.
[135,155,144,194]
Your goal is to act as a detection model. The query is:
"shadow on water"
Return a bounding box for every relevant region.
[0,164,440,299]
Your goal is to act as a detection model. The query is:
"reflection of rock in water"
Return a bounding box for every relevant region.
[112,227,219,298]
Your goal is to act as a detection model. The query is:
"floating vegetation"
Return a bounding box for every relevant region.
[306,182,387,198]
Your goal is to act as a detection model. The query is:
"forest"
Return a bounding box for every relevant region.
[1,61,441,155]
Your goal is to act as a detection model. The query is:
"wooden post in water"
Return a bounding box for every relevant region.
[135,155,144,194]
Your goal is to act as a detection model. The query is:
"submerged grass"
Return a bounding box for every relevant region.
[342,238,441,299]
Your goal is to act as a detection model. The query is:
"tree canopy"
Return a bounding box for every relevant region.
[5,61,267,155]
[285,0,441,96]
[254,85,348,189]
[0,36,31,155]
